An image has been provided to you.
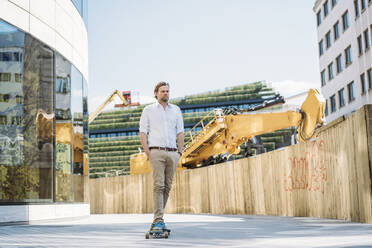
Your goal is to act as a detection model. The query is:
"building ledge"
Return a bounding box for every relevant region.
[0,203,90,224]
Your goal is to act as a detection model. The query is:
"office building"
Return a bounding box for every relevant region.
[314,0,372,122]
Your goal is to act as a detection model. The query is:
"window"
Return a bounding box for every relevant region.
[319,40,324,56]
[0,72,11,82]
[321,70,326,86]
[368,68,372,89]
[328,62,334,80]
[325,100,329,116]
[361,0,366,10]
[0,52,22,62]
[354,0,360,16]
[0,94,10,102]
[0,115,6,125]
[358,35,363,55]
[326,31,332,48]
[14,73,22,82]
[56,76,71,94]
[0,52,10,61]
[347,81,355,102]
[361,73,366,94]
[332,0,338,7]
[330,95,337,112]
[338,88,345,107]
[323,1,329,17]
[345,46,352,66]
[364,29,370,50]
[333,22,340,40]
[13,52,20,62]
[317,11,322,26]
[342,11,349,31]
[336,54,343,73]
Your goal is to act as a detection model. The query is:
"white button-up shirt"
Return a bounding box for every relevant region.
[139,102,184,149]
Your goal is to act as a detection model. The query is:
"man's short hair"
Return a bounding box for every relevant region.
[154,81,169,99]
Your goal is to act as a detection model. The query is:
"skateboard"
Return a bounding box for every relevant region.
[145,228,170,239]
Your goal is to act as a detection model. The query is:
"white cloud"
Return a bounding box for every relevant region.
[132,93,156,105]
[269,80,320,97]
[269,80,321,108]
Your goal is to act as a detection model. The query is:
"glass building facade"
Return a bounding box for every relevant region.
[0,19,88,203]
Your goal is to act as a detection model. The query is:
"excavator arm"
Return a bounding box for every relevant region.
[88,90,129,124]
[130,89,325,174]
[228,89,325,150]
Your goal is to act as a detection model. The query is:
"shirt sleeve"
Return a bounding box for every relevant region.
[139,107,149,134]
[176,107,184,134]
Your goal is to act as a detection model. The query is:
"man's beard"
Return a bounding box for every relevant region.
[160,96,169,102]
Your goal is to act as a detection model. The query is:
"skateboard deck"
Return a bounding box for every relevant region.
[145,229,170,239]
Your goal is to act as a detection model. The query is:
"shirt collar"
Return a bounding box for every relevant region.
[156,101,170,109]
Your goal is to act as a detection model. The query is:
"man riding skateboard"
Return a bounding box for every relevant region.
[139,82,184,237]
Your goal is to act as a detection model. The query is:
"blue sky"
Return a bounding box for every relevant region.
[88,0,320,113]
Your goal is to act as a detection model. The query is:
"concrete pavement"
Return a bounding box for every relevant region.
[0,214,372,247]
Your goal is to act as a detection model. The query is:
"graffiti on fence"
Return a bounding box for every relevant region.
[284,140,327,193]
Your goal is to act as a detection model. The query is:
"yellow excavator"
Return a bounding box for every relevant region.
[130,89,326,174]
[88,90,129,124]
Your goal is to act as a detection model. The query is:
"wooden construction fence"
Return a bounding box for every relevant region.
[90,105,372,223]
[73,174,90,202]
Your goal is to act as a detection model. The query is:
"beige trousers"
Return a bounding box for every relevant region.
[149,149,180,223]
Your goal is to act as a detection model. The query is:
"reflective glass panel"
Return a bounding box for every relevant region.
[0,20,26,202]
[71,66,83,176]
[82,79,88,175]
[23,34,54,202]
[1,20,55,203]
[55,53,73,202]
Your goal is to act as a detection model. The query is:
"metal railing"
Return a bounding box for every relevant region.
[183,109,224,151]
